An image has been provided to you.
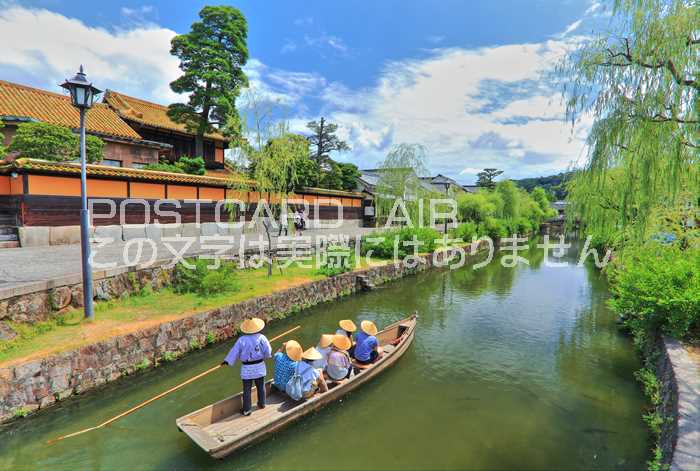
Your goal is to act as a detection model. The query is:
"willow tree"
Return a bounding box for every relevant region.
[561,0,700,239]
[375,143,431,225]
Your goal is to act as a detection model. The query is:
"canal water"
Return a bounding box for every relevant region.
[0,240,648,470]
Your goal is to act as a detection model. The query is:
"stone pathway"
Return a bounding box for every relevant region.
[664,338,700,471]
[0,226,378,297]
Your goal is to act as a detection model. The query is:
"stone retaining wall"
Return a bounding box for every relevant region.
[0,245,481,423]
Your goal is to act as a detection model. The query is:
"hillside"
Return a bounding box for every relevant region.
[512,171,573,200]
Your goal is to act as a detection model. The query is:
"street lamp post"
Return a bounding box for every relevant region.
[60,66,102,320]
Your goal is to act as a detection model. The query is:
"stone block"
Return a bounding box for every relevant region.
[181,222,200,239]
[122,225,146,241]
[49,286,72,311]
[49,226,82,246]
[0,322,16,341]
[160,224,182,238]
[144,224,162,242]
[18,226,50,248]
[7,292,51,323]
[93,225,122,242]
[200,222,218,237]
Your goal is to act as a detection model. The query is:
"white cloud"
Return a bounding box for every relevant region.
[0,6,180,103]
[558,19,582,38]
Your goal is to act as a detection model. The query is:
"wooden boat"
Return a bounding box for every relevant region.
[176,314,418,459]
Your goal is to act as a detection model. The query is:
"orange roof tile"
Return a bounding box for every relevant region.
[104,90,228,142]
[0,80,142,141]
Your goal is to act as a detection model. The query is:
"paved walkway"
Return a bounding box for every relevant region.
[0,226,378,295]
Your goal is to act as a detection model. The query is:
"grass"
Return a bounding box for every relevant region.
[0,258,387,367]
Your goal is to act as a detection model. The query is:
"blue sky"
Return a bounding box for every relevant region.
[0,0,608,182]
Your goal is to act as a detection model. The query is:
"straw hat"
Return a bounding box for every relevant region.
[332,334,352,351]
[339,319,357,332]
[302,347,323,361]
[284,340,303,362]
[240,318,265,334]
[360,320,378,336]
[319,334,334,349]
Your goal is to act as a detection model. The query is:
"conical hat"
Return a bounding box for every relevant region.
[339,319,357,332]
[319,334,334,348]
[240,318,265,334]
[360,320,378,336]
[302,347,323,361]
[332,334,352,351]
[285,340,303,361]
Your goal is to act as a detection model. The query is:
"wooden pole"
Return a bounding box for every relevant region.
[47,324,301,444]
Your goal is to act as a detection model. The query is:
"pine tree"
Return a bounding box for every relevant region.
[306,117,350,164]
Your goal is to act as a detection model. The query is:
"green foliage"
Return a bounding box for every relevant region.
[13,407,29,419]
[0,121,6,158]
[8,121,104,163]
[479,217,508,240]
[560,0,700,237]
[173,259,240,297]
[176,156,206,175]
[189,338,202,350]
[306,117,350,164]
[316,245,354,277]
[206,332,216,344]
[168,6,249,155]
[513,172,572,199]
[143,162,185,174]
[609,244,700,342]
[161,351,180,362]
[294,157,321,188]
[135,358,151,371]
[495,180,520,220]
[476,168,503,189]
[361,226,440,259]
[337,162,360,191]
[456,192,498,223]
[452,221,478,242]
[374,143,430,223]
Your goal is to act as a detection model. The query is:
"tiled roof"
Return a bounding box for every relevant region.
[0,80,142,141]
[104,90,228,142]
[0,158,250,187]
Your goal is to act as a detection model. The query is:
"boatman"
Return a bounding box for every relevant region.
[221,317,272,416]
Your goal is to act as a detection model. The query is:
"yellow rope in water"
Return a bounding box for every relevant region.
[47,324,301,444]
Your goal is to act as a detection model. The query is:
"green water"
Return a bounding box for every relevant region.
[0,241,649,470]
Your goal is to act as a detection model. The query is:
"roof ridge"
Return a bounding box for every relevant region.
[106,89,168,110]
[0,79,71,101]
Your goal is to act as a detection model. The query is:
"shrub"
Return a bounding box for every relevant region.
[316,245,354,276]
[176,156,206,175]
[143,162,185,174]
[609,244,700,341]
[173,259,240,296]
[479,217,508,239]
[8,121,104,163]
[452,221,478,242]
[360,226,440,259]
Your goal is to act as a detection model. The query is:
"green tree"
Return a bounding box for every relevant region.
[246,132,309,275]
[456,191,497,223]
[476,168,503,189]
[338,162,360,191]
[168,6,249,157]
[176,156,206,175]
[319,161,343,190]
[496,180,520,221]
[294,157,321,188]
[560,0,700,237]
[8,122,103,163]
[375,143,430,225]
[306,117,350,164]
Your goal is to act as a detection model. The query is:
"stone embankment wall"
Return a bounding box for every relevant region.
[658,337,700,471]
[0,245,481,423]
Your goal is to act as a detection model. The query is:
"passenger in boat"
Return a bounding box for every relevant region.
[336,319,357,356]
[353,320,382,364]
[298,347,328,398]
[221,317,272,417]
[326,334,353,381]
[273,340,303,392]
[312,334,334,370]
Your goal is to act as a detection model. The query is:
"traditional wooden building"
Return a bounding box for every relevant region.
[103,90,229,170]
[0,80,169,168]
